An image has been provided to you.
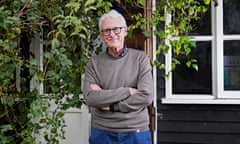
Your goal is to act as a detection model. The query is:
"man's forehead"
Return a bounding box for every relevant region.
[101,18,122,28]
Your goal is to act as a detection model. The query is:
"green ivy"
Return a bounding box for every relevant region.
[148,0,210,72]
[0,0,111,143]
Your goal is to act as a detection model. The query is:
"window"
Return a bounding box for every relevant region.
[160,0,240,104]
[173,41,212,95]
[224,41,240,91]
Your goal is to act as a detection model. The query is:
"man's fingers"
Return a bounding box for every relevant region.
[90,84,102,90]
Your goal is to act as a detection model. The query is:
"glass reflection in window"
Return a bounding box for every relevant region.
[223,0,240,34]
[224,41,240,90]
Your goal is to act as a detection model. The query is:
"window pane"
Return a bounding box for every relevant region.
[224,41,240,90]
[173,42,212,94]
[188,4,211,35]
[223,0,240,34]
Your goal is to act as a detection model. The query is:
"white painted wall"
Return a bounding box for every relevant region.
[60,105,91,144]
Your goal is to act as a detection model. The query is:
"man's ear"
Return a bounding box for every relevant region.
[124,27,128,36]
[99,33,104,40]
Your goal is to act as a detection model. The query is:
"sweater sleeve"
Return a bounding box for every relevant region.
[114,52,154,112]
[82,58,131,108]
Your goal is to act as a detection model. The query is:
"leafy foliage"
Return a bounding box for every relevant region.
[149,0,209,73]
[0,0,111,143]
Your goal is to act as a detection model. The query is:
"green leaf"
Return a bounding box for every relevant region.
[0,124,12,132]
[144,30,151,38]
[85,0,95,7]
[204,0,211,5]
[138,0,145,6]
[192,64,199,71]
[186,60,191,68]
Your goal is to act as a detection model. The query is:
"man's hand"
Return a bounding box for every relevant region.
[90,84,102,90]
[100,106,110,111]
[129,87,138,95]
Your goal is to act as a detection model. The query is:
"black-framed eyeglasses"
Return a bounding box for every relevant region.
[101,27,125,36]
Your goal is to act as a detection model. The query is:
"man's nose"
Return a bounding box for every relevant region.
[109,30,116,36]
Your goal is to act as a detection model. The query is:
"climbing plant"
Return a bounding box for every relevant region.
[0,0,111,143]
[149,0,214,76]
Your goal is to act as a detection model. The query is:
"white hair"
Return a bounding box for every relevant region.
[98,9,127,31]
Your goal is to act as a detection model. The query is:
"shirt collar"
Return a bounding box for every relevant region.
[107,46,128,58]
[120,47,128,57]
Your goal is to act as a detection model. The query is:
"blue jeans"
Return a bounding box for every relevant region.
[89,128,152,144]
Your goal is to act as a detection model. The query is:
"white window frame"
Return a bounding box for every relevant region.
[30,32,44,94]
[161,0,240,104]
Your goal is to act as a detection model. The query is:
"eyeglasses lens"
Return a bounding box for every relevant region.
[102,27,123,36]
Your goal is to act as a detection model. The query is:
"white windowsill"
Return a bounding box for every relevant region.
[161,98,240,105]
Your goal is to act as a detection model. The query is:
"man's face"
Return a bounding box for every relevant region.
[100,18,127,49]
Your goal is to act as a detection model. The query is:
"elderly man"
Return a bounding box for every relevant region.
[83,9,153,144]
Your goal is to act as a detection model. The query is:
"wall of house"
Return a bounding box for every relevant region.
[60,105,91,144]
[36,104,91,144]
[157,104,240,144]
